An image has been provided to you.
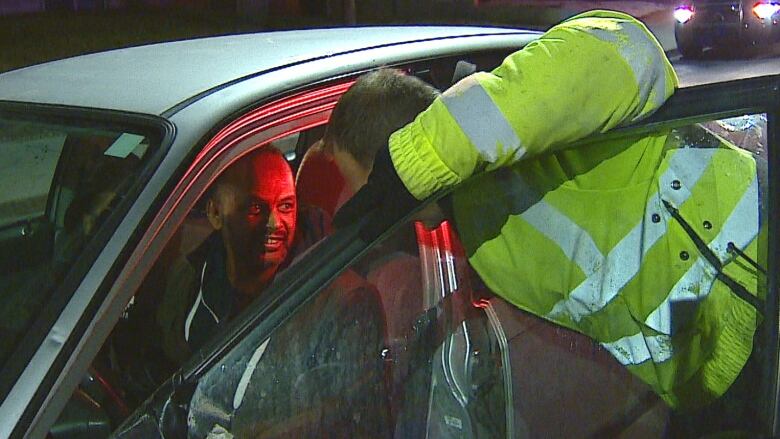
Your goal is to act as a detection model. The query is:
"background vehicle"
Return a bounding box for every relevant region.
[674,0,780,58]
[0,26,779,438]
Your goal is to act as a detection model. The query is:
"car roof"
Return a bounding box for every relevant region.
[0,26,531,116]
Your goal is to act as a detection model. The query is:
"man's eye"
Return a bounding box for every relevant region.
[278,201,295,213]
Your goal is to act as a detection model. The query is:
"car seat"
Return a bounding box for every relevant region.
[295,142,349,218]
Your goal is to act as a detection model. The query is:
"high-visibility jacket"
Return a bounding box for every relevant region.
[388,10,763,409]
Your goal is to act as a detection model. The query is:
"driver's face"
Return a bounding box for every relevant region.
[217,150,297,282]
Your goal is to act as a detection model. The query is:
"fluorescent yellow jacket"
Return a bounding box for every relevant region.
[388,11,763,409]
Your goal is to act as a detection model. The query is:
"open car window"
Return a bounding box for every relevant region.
[71,125,345,437]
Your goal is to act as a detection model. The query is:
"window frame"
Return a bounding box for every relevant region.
[0,101,174,439]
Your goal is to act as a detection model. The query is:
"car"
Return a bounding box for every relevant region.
[674,0,780,58]
[0,25,779,439]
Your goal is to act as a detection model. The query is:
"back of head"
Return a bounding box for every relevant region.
[325,69,440,168]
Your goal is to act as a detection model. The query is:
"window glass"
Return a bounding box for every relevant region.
[187,261,390,438]
[438,112,770,437]
[701,114,767,156]
[0,121,64,225]
[0,116,155,367]
[78,127,336,436]
[185,217,516,438]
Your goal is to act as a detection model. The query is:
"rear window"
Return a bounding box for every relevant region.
[0,116,156,367]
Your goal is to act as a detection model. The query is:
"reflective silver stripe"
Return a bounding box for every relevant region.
[645,175,759,334]
[441,76,525,163]
[546,201,665,321]
[601,333,672,366]
[547,149,714,322]
[706,175,760,264]
[502,171,604,277]
[523,200,603,277]
[658,149,718,210]
[233,338,270,410]
[588,22,668,120]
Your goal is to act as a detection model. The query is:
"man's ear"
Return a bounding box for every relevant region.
[206,198,223,230]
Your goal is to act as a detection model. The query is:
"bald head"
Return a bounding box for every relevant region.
[206,147,297,299]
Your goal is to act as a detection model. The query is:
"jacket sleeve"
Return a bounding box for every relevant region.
[389,10,679,200]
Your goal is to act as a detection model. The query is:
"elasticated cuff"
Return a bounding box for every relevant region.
[668,293,758,410]
[702,295,758,398]
[388,120,460,200]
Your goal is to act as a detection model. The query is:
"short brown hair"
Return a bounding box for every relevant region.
[324,69,439,168]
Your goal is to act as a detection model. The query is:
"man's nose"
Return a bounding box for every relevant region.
[266,210,279,231]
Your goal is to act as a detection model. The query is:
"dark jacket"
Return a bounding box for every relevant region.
[156,204,332,364]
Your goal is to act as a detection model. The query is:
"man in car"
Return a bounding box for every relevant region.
[157,147,299,361]
[161,146,392,437]
[141,146,392,436]
[329,8,763,424]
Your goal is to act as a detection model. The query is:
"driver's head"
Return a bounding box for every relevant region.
[323,68,439,193]
[206,147,297,297]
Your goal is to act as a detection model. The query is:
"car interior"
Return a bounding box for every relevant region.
[0,124,152,437]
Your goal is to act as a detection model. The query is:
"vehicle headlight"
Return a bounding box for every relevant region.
[753,1,780,19]
[674,6,695,24]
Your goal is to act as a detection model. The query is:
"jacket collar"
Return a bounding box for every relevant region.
[189,233,237,322]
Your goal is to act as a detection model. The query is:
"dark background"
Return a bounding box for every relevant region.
[0,0,678,73]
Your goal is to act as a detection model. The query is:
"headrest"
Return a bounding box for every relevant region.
[295,145,349,218]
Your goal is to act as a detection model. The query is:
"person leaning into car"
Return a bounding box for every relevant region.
[331,10,764,412]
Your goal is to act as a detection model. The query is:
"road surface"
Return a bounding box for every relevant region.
[671,47,780,87]
[517,3,780,86]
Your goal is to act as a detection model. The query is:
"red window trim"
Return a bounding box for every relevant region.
[115,79,356,303]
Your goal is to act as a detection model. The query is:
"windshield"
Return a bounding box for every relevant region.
[0,115,156,368]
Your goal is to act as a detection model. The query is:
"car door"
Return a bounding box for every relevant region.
[106,71,780,439]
